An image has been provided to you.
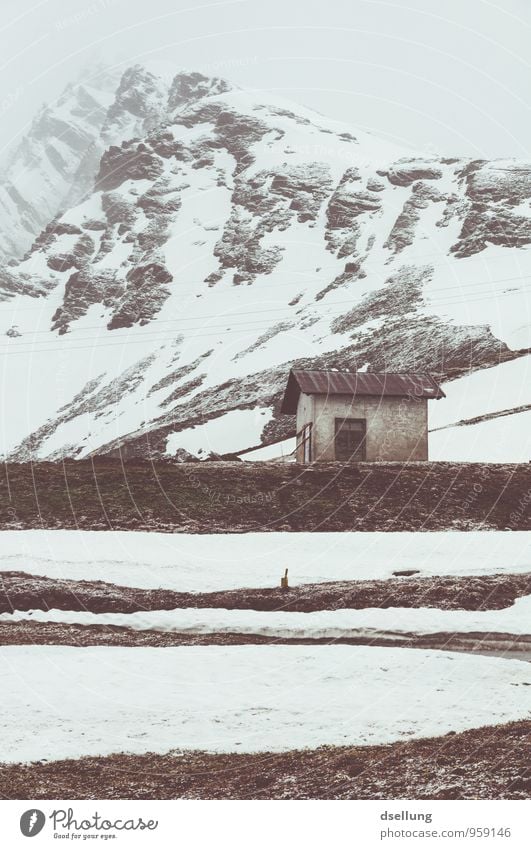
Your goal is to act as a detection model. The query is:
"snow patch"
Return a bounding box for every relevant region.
[1,645,529,761]
[0,530,529,593]
[166,407,273,457]
[7,594,531,637]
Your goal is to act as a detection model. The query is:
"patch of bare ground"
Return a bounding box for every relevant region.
[1,621,530,661]
[2,572,530,614]
[0,721,529,799]
[1,460,531,531]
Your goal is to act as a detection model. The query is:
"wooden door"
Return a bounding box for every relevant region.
[334,418,366,461]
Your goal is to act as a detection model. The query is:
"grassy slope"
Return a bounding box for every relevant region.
[1,460,531,531]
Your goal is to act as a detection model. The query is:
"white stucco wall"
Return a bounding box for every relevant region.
[296,393,429,462]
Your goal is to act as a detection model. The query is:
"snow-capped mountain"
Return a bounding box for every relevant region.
[1,65,530,462]
[0,67,117,262]
[0,65,232,262]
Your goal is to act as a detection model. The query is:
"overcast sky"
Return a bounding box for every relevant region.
[0,0,530,159]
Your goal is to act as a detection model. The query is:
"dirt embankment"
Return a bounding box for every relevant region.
[2,620,530,659]
[1,720,529,800]
[1,460,531,531]
[3,571,530,656]
[2,571,530,615]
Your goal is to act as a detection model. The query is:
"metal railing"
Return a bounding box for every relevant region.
[296,422,312,462]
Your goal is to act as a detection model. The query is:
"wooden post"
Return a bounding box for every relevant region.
[280,568,289,590]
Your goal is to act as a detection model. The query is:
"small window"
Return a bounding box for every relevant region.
[335,418,366,461]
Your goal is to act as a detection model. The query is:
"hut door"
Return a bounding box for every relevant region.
[335,418,366,461]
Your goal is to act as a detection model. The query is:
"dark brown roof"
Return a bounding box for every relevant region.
[280,369,445,414]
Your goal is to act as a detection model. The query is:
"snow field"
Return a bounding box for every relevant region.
[430,409,531,463]
[166,407,273,457]
[0,530,529,592]
[1,645,529,762]
[1,529,530,763]
[427,354,531,462]
[431,355,531,430]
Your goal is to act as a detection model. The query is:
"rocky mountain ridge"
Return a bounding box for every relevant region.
[0,64,530,462]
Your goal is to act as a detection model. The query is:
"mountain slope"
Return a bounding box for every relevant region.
[0,65,232,262]
[0,68,530,462]
[0,68,118,262]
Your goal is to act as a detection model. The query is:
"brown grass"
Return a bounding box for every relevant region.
[1,460,530,531]
[1,721,529,800]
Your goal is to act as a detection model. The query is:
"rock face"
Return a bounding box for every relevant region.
[96,142,165,192]
[0,65,235,262]
[0,69,119,261]
[51,270,124,334]
[385,182,444,254]
[325,168,383,259]
[101,66,170,142]
[108,263,173,329]
[383,161,444,187]
[168,72,232,111]
[0,65,530,462]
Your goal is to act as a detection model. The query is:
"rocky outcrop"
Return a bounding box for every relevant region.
[51,270,125,334]
[168,72,232,111]
[46,233,96,273]
[137,180,182,217]
[325,169,383,259]
[101,65,168,142]
[461,160,531,205]
[209,162,333,283]
[315,262,366,301]
[451,205,531,258]
[25,218,83,259]
[385,182,444,254]
[100,192,137,227]
[445,160,531,256]
[332,265,431,333]
[107,262,173,329]
[213,208,284,284]
[159,375,206,408]
[96,140,164,191]
[234,165,326,224]
[0,268,55,301]
[176,101,274,173]
[383,160,444,187]
[0,63,238,264]
[10,355,156,461]
[268,164,332,223]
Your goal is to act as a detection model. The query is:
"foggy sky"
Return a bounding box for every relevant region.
[0,0,529,160]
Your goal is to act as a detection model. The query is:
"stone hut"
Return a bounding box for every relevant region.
[280,369,445,463]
